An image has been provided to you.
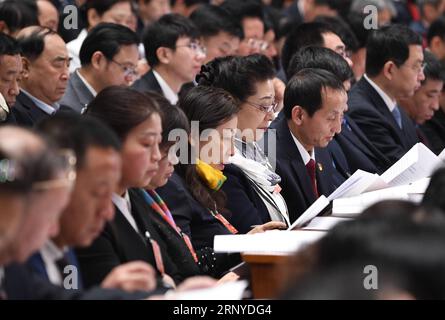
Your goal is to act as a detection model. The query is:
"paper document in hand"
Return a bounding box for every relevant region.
[214,230,326,254]
[173,280,249,300]
[302,216,351,231]
[380,143,440,187]
[327,170,383,201]
[332,185,410,217]
[289,195,330,230]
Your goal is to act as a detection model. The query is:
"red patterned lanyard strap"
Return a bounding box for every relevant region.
[146,190,198,263]
[209,208,238,234]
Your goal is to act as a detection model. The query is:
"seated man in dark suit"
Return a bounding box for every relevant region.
[0,33,22,124]
[422,90,445,155]
[59,23,139,114]
[27,114,157,293]
[347,24,425,166]
[0,125,147,299]
[132,14,206,105]
[12,26,70,127]
[268,68,348,223]
[288,46,392,175]
[399,51,445,147]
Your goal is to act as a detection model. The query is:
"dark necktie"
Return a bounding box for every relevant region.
[392,106,403,129]
[0,271,7,300]
[55,255,71,280]
[306,159,319,198]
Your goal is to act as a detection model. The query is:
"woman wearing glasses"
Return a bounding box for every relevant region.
[196,54,290,234]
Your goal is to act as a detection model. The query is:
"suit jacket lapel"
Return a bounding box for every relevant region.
[275,118,317,204]
[17,92,48,123]
[359,79,408,148]
[71,72,94,112]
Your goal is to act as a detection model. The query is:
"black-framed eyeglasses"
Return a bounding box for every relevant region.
[175,42,207,56]
[244,100,278,113]
[109,59,138,78]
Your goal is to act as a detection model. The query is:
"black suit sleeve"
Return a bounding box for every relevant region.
[348,99,407,164]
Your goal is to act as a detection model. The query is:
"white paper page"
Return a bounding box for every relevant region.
[439,148,445,161]
[331,185,410,217]
[380,143,440,187]
[173,280,249,300]
[327,170,380,201]
[302,216,351,231]
[288,195,330,230]
[214,230,326,254]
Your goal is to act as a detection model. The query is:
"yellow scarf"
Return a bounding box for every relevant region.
[195,159,227,191]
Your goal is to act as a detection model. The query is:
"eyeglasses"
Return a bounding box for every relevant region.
[398,61,427,74]
[32,149,77,191]
[175,42,207,56]
[244,100,278,113]
[246,38,269,52]
[109,59,138,78]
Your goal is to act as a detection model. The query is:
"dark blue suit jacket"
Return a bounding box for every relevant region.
[268,117,347,223]
[330,115,392,174]
[157,171,241,277]
[221,164,271,234]
[347,77,419,165]
[11,91,52,127]
[3,263,157,299]
[131,70,163,95]
[26,248,83,289]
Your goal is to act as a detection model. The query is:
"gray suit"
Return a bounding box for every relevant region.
[59,71,95,113]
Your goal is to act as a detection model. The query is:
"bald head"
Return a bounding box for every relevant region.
[0,126,45,159]
[37,0,59,32]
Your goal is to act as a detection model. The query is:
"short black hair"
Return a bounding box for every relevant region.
[0,0,38,35]
[281,22,335,77]
[220,0,264,24]
[365,24,423,77]
[79,23,139,67]
[143,13,199,67]
[314,15,359,52]
[36,113,121,170]
[422,50,445,83]
[84,0,133,28]
[427,17,445,46]
[146,92,190,150]
[346,13,370,50]
[287,46,353,81]
[0,33,21,57]
[197,54,275,101]
[189,4,243,39]
[17,27,57,62]
[283,68,345,119]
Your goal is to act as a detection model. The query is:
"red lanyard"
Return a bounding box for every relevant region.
[210,209,238,234]
[146,190,198,263]
[144,231,165,275]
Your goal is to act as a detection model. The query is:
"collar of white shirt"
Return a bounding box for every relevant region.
[21,89,60,115]
[152,69,179,105]
[39,240,68,286]
[112,191,139,233]
[290,130,315,165]
[76,69,97,97]
[363,74,397,112]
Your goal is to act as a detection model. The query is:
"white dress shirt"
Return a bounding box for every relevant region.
[39,240,67,286]
[152,70,179,105]
[290,131,315,165]
[67,28,88,73]
[364,74,397,113]
[76,70,97,97]
[112,191,139,233]
[21,89,59,115]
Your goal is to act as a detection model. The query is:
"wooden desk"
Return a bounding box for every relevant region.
[242,252,292,299]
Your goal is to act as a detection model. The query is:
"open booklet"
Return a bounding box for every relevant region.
[213,230,326,254]
[290,143,440,226]
[328,143,441,201]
